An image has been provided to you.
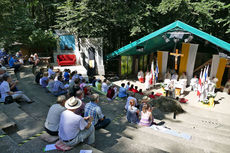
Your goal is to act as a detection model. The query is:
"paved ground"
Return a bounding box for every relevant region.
[0,65,230,153]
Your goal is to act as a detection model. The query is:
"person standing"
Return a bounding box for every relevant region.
[145,71,151,90]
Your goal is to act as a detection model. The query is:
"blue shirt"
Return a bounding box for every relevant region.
[64,72,70,81]
[9,57,16,67]
[118,87,127,98]
[84,102,104,125]
[41,77,49,88]
[53,80,65,93]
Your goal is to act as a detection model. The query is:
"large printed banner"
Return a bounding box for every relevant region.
[157,51,168,79]
[210,55,227,88]
[179,43,199,84]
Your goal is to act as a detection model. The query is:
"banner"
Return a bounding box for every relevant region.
[210,55,227,88]
[179,43,198,84]
[157,51,168,79]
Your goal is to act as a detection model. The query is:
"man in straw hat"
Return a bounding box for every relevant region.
[84,94,111,130]
[59,96,95,146]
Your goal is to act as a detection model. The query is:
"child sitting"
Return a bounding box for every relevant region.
[125,82,130,90]
[129,84,134,91]
[127,99,139,124]
[139,103,153,127]
[139,89,144,95]
[47,76,55,92]
[148,92,155,99]
[132,86,138,93]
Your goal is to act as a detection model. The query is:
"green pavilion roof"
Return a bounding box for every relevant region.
[105,20,230,60]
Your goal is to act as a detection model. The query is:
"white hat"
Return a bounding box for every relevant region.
[142,96,150,101]
[65,96,82,110]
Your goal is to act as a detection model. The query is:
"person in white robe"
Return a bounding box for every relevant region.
[164,71,171,80]
[208,77,218,93]
[179,72,187,80]
[199,83,205,102]
[171,72,178,81]
[137,70,144,83]
[190,75,198,91]
[145,72,151,90]
[223,79,230,94]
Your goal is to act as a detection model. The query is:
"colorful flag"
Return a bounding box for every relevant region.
[155,60,159,81]
[150,60,155,85]
[205,65,209,82]
[197,69,203,96]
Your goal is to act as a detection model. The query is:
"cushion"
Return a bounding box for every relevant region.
[40,133,59,143]
[55,140,73,151]
[155,93,162,97]
[179,98,188,103]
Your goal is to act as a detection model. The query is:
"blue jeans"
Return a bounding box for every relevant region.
[95,118,111,130]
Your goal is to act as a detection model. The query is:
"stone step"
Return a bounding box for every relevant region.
[0,111,16,131]
[158,118,230,146]
[17,137,103,153]
[182,103,230,126]
[0,129,19,153]
[103,135,168,153]
[1,103,44,143]
[164,111,230,134]
[123,125,229,153]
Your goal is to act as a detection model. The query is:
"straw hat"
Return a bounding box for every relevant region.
[65,96,82,110]
[142,96,150,101]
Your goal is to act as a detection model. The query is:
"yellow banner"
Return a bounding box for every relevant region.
[157,51,163,74]
[179,43,190,75]
[216,58,227,88]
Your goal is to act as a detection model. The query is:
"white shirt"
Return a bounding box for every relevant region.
[0,81,10,100]
[59,110,87,141]
[125,96,137,110]
[48,69,55,78]
[45,104,66,132]
[101,82,108,93]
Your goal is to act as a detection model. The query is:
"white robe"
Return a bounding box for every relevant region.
[145,73,151,89]
[171,74,178,81]
[190,78,198,91]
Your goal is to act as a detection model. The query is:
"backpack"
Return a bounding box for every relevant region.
[4,95,14,104]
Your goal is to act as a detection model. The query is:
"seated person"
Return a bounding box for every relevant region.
[80,79,87,90]
[47,76,55,93]
[84,94,111,130]
[139,103,153,127]
[44,95,66,136]
[0,75,32,103]
[96,80,102,91]
[126,99,139,124]
[9,56,21,73]
[125,92,137,110]
[139,96,151,111]
[64,69,70,82]
[118,83,127,98]
[132,86,138,93]
[28,55,34,64]
[48,66,55,78]
[125,82,130,90]
[106,86,115,101]
[138,89,144,95]
[40,72,49,88]
[52,76,67,96]
[129,84,134,91]
[33,53,40,66]
[59,97,95,146]
[74,90,85,117]
[35,68,44,84]
[101,79,108,93]
[137,70,144,83]
[179,72,187,80]
[148,92,155,99]
[171,72,178,81]
[164,70,171,80]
